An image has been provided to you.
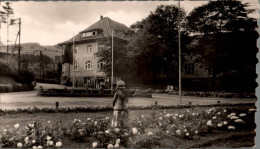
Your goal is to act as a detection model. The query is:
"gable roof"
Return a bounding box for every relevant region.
[59,17,130,45]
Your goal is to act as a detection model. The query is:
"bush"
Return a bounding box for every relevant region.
[15,70,35,84]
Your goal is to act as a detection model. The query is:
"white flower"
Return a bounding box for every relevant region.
[159,117,163,120]
[24,136,29,142]
[184,129,187,132]
[92,142,98,148]
[166,130,169,134]
[132,127,138,135]
[38,145,42,149]
[186,132,189,136]
[178,114,184,118]
[32,146,37,149]
[17,142,23,148]
[148,132,153,136]
[239,113,247,117]
[213,116,217,120]
[217,123,223,127]
[207,120,213,126]
[223,121,228,125]
[87,118,91,121]
[29,123,35,128]
[230,116,239,120]
[32,140,36,144]
[114,143,119,148]
[176,130,181,135]
[73,119,77,122]
[159,122,162,126]
[106,117,110,120]
[234,119,244,123]
[116,138,120,144]
[217,112,221,115]
[228,126,235,130]
[3,129,7,132]
[49,141,53,146]
[55,141,62,147]
[47,136,51,141]
[14,123,20,129]
[115,128,120,133]
[192,113,195,116]
[94,121,97,126]
[48,121,51,123]
[105,129,110,134]
[107,144,113,148]
[165,114,172,117]
[195,130,198,134]
[249,109,257,112]
[224,109,227,113]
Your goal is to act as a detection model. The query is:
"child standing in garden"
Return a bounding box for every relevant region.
[111,80,128,128]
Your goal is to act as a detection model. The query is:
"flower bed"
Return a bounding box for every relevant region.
[0,105,256,148]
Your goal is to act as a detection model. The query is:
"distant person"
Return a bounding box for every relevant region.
[111,80,128,128]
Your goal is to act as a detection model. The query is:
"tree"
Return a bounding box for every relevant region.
[94,37,129,78]
[127,5,190,85]
[187,0,258,92]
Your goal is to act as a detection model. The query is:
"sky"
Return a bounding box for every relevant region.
[0,0,258,46]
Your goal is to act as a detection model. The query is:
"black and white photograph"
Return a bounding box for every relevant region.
[0,0,259,148]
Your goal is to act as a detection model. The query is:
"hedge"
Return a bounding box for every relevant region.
[0,103,255,115]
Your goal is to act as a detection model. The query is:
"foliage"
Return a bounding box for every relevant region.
[0,103,255,114]
[186,0,257,92]
[15,70,35,84]
[94,38,129,77]
[127,5,191,84]
[0,106,256,148]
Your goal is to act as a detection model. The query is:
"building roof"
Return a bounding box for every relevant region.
[59,16,130,45]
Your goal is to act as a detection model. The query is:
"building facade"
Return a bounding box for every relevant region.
[59,16,130,88]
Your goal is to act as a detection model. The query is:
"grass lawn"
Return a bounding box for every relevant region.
[0,105,256,148]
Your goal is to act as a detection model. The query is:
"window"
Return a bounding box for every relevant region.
[84,77,91,84]
[184,64,194,74]
[97,62,105,70]
[81,31,97,38]
[74,61,78,71]
[87,45,92,53]
[74,46,78,53]
[85,60,93,70]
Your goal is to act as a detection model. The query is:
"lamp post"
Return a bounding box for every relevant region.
[111,29,114,94]
[72,33,75,89]
[178,1,182,105]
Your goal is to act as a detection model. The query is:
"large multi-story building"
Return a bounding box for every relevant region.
[59,16,130,88]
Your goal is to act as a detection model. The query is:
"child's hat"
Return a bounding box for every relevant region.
[117,80,125,88]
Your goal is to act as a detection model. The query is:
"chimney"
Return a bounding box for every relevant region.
[100,15,103,20]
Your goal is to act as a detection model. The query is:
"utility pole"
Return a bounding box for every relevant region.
[18,18,21,73]
[178,1,182,105]
[72,33,75,89]
[111,29,114,94]
[40,51,44,79]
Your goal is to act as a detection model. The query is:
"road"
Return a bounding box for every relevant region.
[0,83,256,109]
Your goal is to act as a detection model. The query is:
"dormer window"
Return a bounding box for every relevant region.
[81,31,97,38]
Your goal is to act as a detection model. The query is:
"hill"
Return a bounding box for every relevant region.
[0,42,62,59]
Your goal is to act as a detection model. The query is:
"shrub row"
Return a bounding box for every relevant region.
[0,103,255,115]
[0,84,35,93]
[130,88,256,98]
